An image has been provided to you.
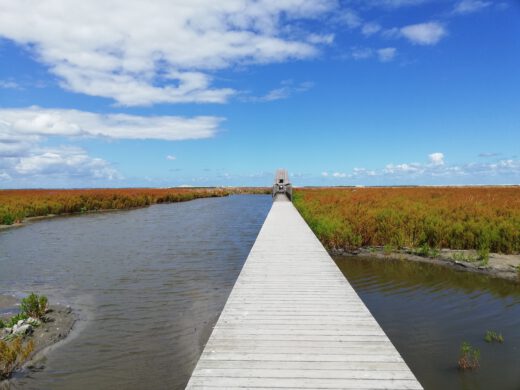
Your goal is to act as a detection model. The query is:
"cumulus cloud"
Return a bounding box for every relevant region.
[0,107,223,186]
[14,146,120,179]
[428,152,445,166]
[0,107,222,144]
[0,143,121,188]
[453,0,491,14]
[166,155,177,161]
[0,0,335,106]
[400,22,447,45]
[322,153,520,183]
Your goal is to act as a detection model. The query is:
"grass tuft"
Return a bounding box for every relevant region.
[458,341,480,370]
[484,330,504,343]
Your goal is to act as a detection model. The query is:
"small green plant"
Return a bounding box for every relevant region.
[429,247,440,258]
[458,341,480,370]
[20,293,48,319]
[484,330,504,343]
[383,244,395,255]
[6,313,28,328]
[478,246,490,265]
[0,337,34,379]
[452,251,478,262]
[417,243,430,257]
[415,244,440,258]
[0,319,5,329]
[1,213,15,225]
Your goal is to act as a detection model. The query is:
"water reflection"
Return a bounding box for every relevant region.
[0,195,271,390]
[335,256,520,390]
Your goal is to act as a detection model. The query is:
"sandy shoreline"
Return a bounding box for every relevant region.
[0,299,76,382]
[332,247,520,282]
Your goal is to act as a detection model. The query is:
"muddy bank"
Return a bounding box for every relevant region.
[1,299,76,382]
[331,247,520,282]
[0,209,135,231]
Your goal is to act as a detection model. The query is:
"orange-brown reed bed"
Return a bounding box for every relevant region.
[293,187,520,254]
[0,187,269,225]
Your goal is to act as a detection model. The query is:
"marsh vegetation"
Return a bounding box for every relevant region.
[294,187,520,254]
[0,187,269,226]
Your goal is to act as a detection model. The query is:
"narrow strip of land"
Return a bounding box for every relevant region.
[186,196,423,389]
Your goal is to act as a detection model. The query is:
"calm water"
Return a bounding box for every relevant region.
[2,196,520,390]
[335,256,520,390]
[0,195,272,389]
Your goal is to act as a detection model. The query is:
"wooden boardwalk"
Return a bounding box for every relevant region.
[186,196,423,389]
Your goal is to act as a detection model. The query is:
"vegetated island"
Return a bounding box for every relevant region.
[0,293,75,380]
[0,187,270,228]
[293,187,520,282]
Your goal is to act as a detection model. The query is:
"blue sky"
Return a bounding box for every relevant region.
[0,0,519,188]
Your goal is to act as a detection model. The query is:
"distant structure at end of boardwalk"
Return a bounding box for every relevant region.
[272,168,292,201]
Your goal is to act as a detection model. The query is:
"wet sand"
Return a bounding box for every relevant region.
[1,296,76,382]
[331,247,520,282]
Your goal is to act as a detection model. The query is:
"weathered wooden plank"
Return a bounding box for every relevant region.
[195,359,411,371]
[185,198,422,389]
[188,377,423,389]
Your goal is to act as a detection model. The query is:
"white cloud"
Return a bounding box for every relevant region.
[0,80,20,89]
[362,22,382,36]
[0,144,121,187]
[400,22,447,45]
[377,47,397,62]
[0,107,222,185]
[349,47,396,62]
[323,153,520,183]
[332,172,347,178]
[0,107,222,143]
[453,0,491,14]
[353,168,377,176]
[351,47,374,60]
[384,163,424,174]
[0,0,335,106]
[336,9,363,29]
[0,172,11,181]
[361,0,430,7]
[307,33,335,45]
[14,146,120,180]
[166,155,176,161]
[428,152,445,166]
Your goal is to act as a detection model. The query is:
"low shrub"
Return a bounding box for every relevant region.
[0,338,34,379]
[20,293,48,319]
